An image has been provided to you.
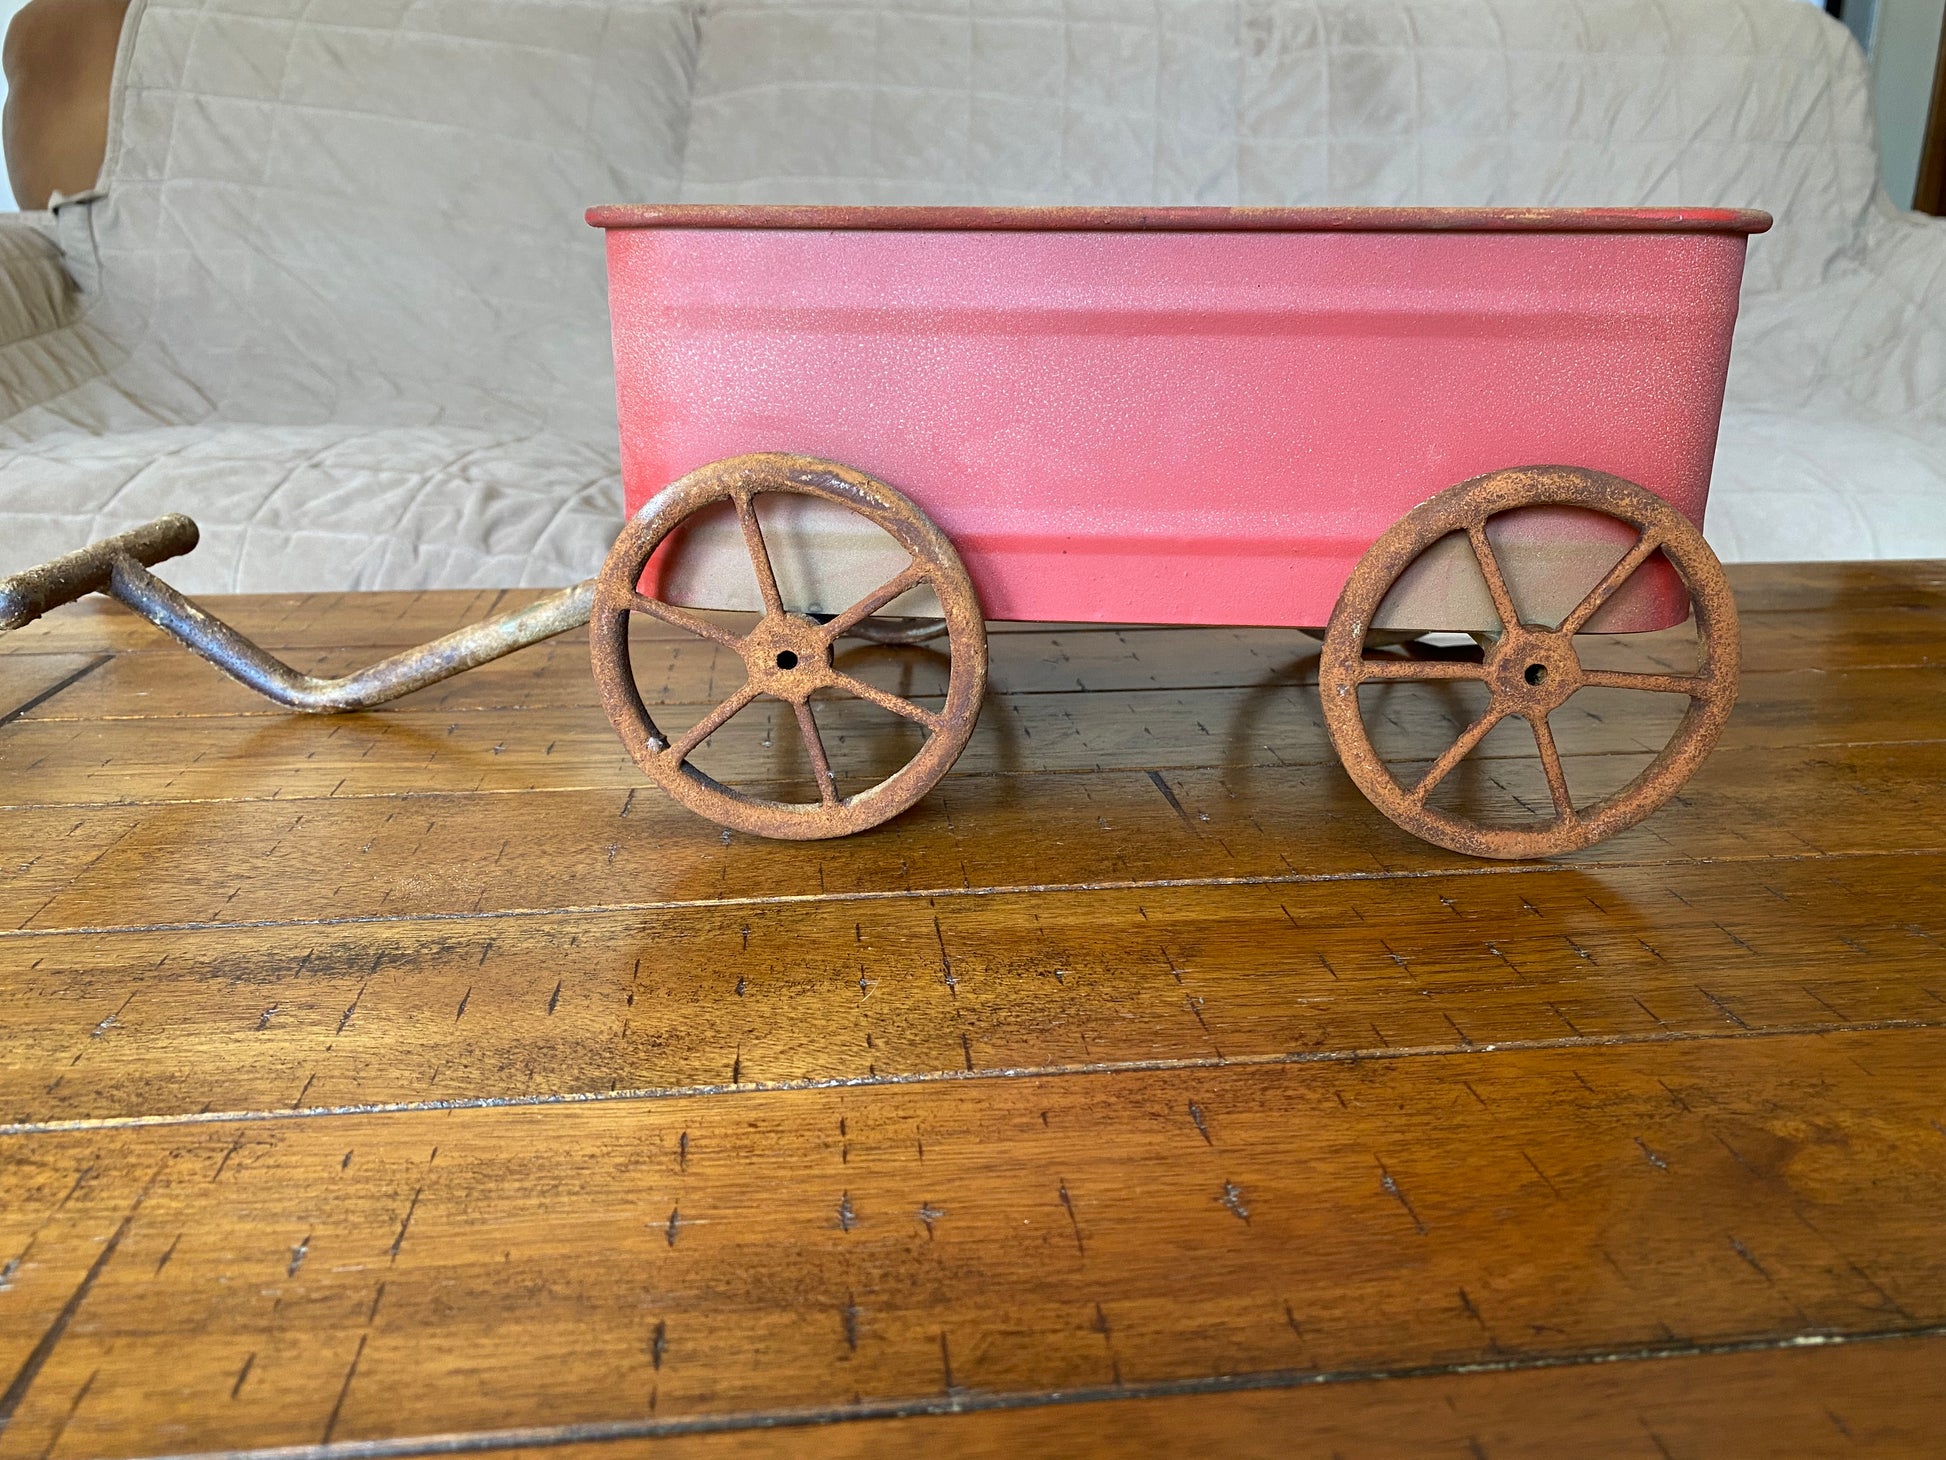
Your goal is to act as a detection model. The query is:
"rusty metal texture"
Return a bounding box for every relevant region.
[1,514,594,711]
[1317,466,1740,860]
[591,453,988,840]
[106,559,595,712]
[588,204,1773,236]
[834,615,950,646]
[0,514,200,630]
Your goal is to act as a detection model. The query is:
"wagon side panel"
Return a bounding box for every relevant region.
[605,226,1747,631]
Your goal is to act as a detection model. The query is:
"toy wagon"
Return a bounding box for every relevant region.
[0,204,1770,859]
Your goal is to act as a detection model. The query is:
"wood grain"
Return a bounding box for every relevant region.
[0,654,107,729]
[2,853,1941,1128]
[1721,558,1946,616]
[1,565,1942,1458]
[1,1031,1940,1457]
[1,665,1937,811]
[512,1335,1946,1459]
[5,738,1944,938]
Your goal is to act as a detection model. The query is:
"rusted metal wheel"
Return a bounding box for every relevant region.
[1319,466,1739,859]
[592,453,987,840]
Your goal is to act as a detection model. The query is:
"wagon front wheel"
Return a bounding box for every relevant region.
[592,454,987,840]
[1318,466,1739,859]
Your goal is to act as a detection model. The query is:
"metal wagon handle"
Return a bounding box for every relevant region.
[0,514,203,630]
[0,507,952,717]
[0,515,596,712]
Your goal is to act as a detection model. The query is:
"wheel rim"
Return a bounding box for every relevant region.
[592,454,987,840]
[1318,466,1740,859]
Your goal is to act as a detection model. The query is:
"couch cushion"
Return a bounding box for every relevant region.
[75,0,704,442]
[1709,407,1946,564]
[0,425,620,592]
[70,0,1882,447]
[681,0,1878,300]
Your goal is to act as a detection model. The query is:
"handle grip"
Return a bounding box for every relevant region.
[0,514,200,631]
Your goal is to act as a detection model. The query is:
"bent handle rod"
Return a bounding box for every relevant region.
[108,558,597,712]
[0,515,201,631]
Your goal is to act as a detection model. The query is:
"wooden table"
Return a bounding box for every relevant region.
[1,562,1942,1458]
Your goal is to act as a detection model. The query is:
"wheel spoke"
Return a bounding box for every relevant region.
[665,681,760,762]
[1467,523,1522,632]
[793,700,840,807]
[1559,531,1663,636]
[819,561,930,642]
[1409,704,1508,802]
[1355,657,1489,682]
[826,671,943,732]
[629,593,743,650]
[1579,669,1709,696]
[1528,713,1578,823]
[735,492,786,616]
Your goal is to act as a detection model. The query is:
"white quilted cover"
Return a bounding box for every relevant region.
[1,0,1941,591]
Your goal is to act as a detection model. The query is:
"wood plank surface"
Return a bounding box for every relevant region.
[3,853,1941,1128]
[1,664,1937,809]
[515,1336,1946,1459]
[1,564,1942,1458]
[1,1030,1941,1457]
[6,739,1944,938]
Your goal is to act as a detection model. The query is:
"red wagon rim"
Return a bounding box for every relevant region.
[587,203,1773,234]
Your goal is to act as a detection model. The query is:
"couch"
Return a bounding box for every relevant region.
[1,0,1941,593]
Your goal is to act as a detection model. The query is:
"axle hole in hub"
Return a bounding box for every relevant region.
[1525,663,1548,686]
[775,650,799,670]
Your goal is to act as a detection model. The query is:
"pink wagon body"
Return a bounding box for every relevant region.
[592,206,1767,632]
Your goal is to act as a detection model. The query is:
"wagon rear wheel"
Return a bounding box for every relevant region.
[592,454,986,839]
[1318,466,1739,859]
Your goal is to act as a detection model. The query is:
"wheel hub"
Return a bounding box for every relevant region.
[738,613,833,700]
[1487,626,1582,714]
